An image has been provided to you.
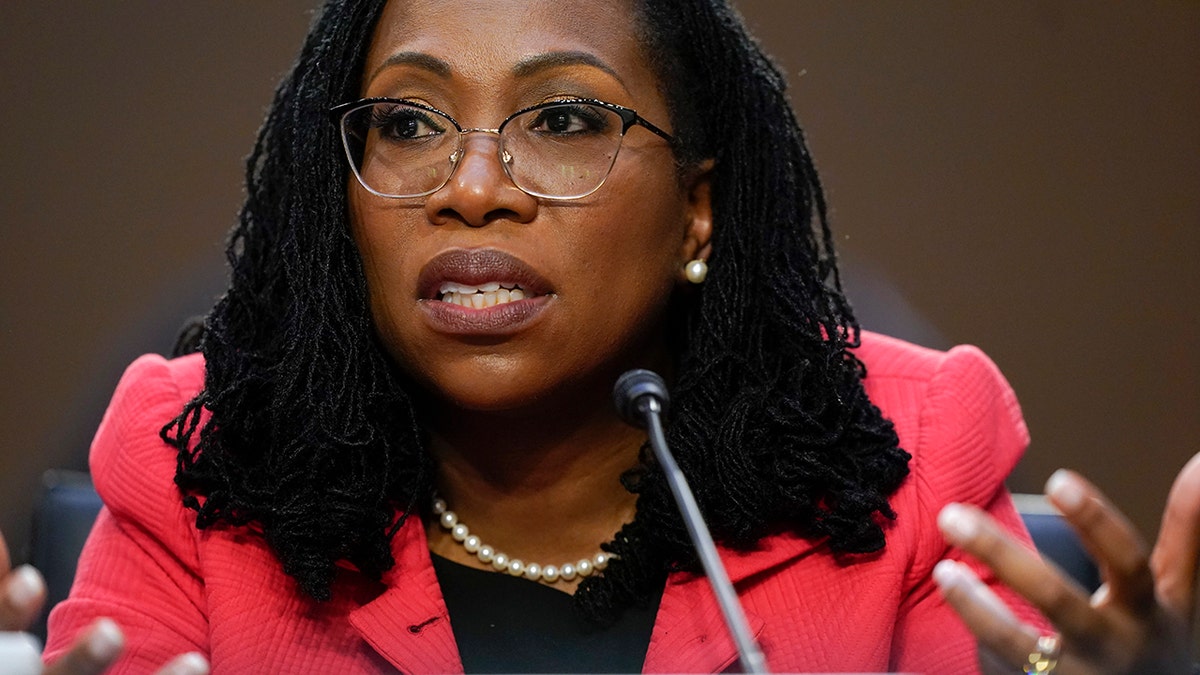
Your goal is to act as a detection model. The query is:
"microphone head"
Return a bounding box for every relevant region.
[613,369,670,428]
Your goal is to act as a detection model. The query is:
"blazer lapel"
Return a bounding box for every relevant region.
[349,518,464,675]
[349,516,821,674]
[643,530,822,673]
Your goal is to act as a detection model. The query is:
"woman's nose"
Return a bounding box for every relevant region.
[424,133,537,227]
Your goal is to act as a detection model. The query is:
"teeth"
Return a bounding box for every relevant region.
[438,281,520,294]
[437,282,528,308]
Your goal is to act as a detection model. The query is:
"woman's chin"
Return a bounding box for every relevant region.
[414,367,611,422]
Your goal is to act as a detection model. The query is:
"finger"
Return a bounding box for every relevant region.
[933,558,1041,666]
[938,502,1103,637]
[1150,453,1200,621]
[44,617,125,675]
[155,652,210,675]
[0,529,11,574]
[0,565,47,632]
[977,643,1015,675]
[0,632,43,675]
[1046,469,1156,613]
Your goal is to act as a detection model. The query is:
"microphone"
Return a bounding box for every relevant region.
[612,369,670,427]
[613,370,768,675]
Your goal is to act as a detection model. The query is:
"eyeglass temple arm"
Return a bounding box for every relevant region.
[612,106,674,145]
[634,116,675,144]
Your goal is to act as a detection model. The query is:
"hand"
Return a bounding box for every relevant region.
[1151,453,1200,630]
[0,528,210,675]
[933,453,1200,674]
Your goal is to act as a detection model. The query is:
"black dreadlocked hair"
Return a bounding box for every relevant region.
[163,0,910,623]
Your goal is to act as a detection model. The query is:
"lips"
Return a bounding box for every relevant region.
[417,248,554,335]
[418,248,552,300]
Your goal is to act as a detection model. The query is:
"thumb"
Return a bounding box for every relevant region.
[1150,452,1200,623]
[0,527,11,574]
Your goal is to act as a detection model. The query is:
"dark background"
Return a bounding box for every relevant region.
[2,2,1197,567]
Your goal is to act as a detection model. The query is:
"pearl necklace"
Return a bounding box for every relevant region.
[432,497,614,584]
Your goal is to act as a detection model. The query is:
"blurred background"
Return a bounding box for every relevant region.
[1,2,1196,571]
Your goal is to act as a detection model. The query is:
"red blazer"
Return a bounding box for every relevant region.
[46,332,1044,673]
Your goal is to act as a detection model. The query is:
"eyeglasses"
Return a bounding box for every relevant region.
[330,97,674,200]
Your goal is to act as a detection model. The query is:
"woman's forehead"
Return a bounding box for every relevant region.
[364,0,650,93]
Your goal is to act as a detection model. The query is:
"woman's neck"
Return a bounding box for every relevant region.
[421,390,645,591]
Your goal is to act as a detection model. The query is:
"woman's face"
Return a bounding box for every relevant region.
[349,0,711,413]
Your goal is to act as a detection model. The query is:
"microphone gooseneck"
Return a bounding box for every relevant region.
[612,369,769,675]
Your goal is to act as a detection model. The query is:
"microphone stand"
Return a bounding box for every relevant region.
[635,394,769,675]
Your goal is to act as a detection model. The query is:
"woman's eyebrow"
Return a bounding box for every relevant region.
[512,51,625,87]
[369,51,452,82]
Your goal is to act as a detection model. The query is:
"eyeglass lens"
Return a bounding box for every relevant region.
[340,101,626,199]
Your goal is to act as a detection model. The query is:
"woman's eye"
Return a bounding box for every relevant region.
[531,105,607,135]
[370,107,445,141]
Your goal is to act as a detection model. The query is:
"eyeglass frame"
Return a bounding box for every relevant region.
[329,97,676,200]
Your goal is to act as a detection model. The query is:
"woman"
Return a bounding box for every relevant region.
[1,0,1195,672]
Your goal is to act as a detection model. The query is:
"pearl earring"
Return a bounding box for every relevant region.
[684,259,708,284]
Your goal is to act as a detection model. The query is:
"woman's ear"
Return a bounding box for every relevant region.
[679,159,715,268]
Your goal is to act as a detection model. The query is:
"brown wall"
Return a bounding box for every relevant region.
[741,1,1200,540]
[1,2,1196,561]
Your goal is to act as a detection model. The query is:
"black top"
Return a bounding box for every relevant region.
[430,553,662,674]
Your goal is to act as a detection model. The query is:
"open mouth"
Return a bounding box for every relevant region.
[438,281,529,309]
[418,250,553,335]
[419,248,553,308]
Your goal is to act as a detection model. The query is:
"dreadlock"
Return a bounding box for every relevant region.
[163,0,910,622]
